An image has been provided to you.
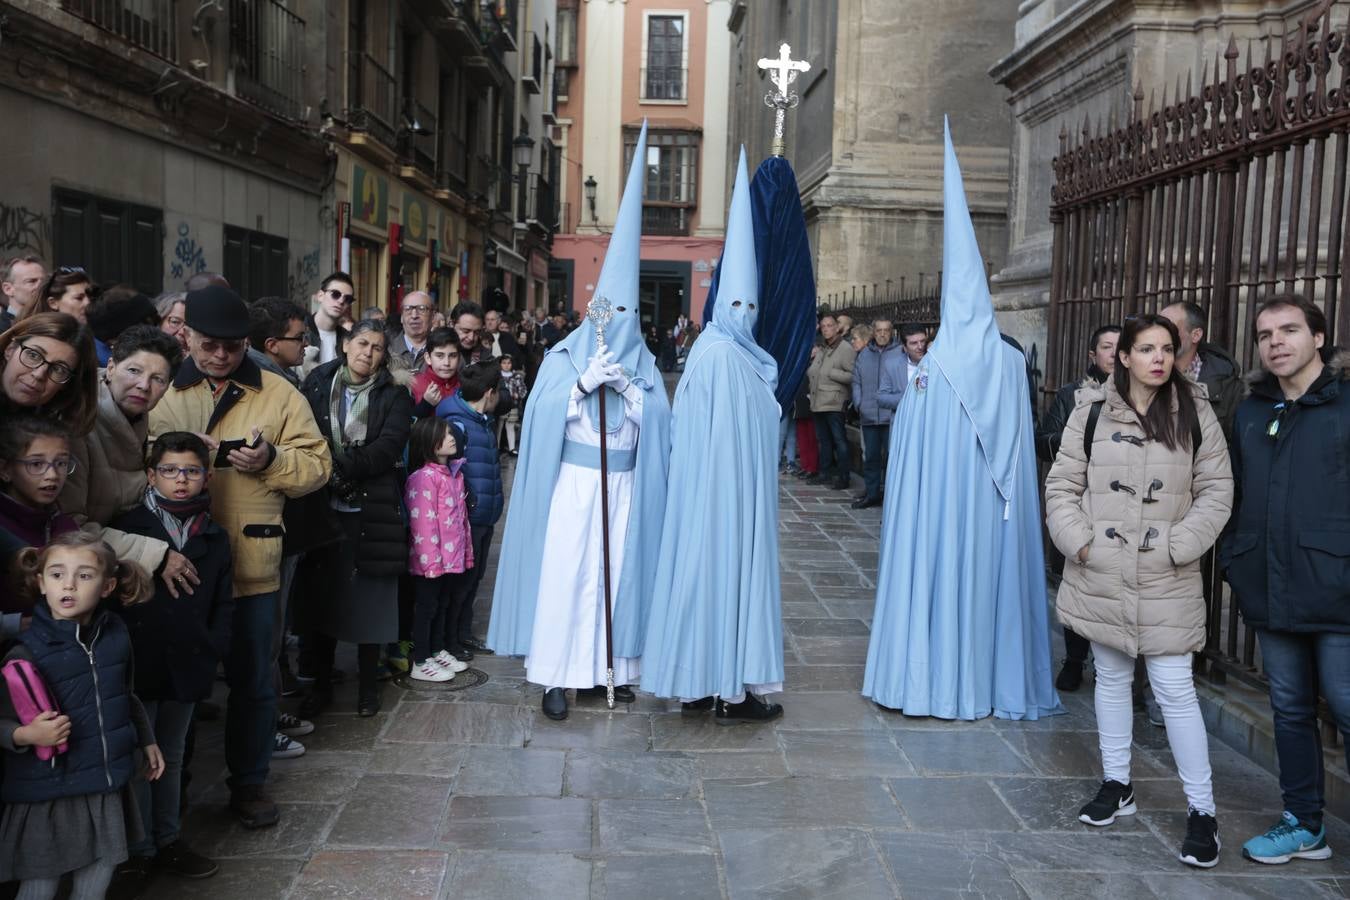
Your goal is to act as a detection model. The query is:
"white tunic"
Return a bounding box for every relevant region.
[525,382,643,689]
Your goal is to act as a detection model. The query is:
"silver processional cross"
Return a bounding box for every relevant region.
[757,43,811,157]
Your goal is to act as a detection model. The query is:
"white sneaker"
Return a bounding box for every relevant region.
[410,659,455,683]
[433,650,469,673]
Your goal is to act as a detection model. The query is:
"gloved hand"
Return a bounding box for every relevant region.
[578,351,616,394]
[602,362,631,394]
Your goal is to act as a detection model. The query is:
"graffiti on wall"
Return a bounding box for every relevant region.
[169,222,208,281]
[288,247,321,300]
[0,203,51,258]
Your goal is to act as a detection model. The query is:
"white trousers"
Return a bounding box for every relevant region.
[1091,641,1215,815]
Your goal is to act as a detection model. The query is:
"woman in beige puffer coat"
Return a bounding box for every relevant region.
[1045,313,1233,868]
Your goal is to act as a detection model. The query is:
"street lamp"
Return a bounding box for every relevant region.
[513,133,535,222]
[584,175,597,223]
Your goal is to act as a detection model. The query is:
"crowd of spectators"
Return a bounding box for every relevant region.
[0,255,570,898]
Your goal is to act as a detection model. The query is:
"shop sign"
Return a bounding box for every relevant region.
[403,193,429,246]
[352,165,389,230]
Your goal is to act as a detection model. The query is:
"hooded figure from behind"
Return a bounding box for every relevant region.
[487,122,673,723]
[641,149,784,723]
[861,120,1063,721]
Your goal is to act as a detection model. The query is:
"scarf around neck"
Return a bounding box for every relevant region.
[328,365,379,459]
[144,487,212,550]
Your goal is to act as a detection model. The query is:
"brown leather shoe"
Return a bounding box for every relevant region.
[229,784,280,829]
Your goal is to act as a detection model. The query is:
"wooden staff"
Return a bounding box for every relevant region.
[587,297,617,709]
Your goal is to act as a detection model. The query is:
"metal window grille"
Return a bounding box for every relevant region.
[230,0,307,121]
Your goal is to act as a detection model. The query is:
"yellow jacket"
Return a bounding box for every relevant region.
[150,355,331,597]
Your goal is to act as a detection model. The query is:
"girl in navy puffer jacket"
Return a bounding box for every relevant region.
[0,532,163,899]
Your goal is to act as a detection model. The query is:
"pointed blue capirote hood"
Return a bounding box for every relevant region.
[708,147,777,387]
[927,117,1022,504]
[553,120,652,379]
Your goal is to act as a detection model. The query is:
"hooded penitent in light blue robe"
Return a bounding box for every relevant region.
[861,121,1062,721]
[486,122,672,661]
[641,150,783,702]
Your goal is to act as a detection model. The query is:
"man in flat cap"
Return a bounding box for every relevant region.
[150,285,331,830]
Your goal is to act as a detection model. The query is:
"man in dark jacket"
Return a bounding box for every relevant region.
[436,362,503,658]
[1161,300,1244,434]
[1035,323,1119,691]
[1221,295,1349,866]
[850,319,904,508]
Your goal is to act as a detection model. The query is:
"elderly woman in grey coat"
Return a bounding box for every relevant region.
[1046,313,1233,869]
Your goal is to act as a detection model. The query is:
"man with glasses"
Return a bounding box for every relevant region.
[248,298,309,389]
[1,255,47,331]
[387,291,435,375]
[307,272,355,369]
[151,285,331,831]
[1221,295,1350,866]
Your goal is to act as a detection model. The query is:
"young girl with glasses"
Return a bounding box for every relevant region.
[0,416,80,613]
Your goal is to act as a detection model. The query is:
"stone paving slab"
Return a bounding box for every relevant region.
[167,472,1349,899]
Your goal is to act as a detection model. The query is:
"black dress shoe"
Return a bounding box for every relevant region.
[830,477,851,491]
[804,474,826,485]
[357,685,381,717]
[542,687,568,720]
[297,687,331,720]
[681,696,715,714]
[850,496,882,509]
[461,637,494,655]
[715,693,784,725]
[1056,660,1085,692]
[577,685,635,703]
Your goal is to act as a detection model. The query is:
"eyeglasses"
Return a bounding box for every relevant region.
[1266,401,1288,438]
[327,288,355,305]
[14,342,76,384]
[162,316,185,330]
[273,333,309,345]
[198,338,246,355]
[154,464,206,481]
[15,456,76,477]
[403,305,433,316]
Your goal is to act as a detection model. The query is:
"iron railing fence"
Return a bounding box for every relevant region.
[348,51,397,145]
[63,0,178,61]
[1049,0,1346,734]
[230,0,307,121]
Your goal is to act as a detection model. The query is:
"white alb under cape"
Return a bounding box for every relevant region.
[525,383,643,689]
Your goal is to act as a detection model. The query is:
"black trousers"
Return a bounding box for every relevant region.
[412,574,453,664]
[1049,543,1091,664]
[303,634,380,691]
[448,525,494,647]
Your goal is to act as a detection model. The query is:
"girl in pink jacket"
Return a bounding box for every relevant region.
[405,417,474,683]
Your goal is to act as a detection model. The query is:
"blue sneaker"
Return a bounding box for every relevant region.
[1242,811,1333,864]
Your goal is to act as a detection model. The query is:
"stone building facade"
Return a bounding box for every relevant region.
[726,0,1019,306]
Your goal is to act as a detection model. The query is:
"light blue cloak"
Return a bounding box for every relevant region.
[486,122,673,660]
[862,121,1062,720]
[641,149,783,700]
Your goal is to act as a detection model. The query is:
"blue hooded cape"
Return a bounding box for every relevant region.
[486,122,673,659]
[861,121,1062,721]
[641,149,783,700]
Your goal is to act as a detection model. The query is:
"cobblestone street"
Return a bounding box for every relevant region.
[153,467,1350,899]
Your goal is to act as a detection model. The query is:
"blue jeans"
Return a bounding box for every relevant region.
[226,591,279,789]
[130,699,195,855]
[861,424,889,500]
[779,413,797,467]
[813,411,848,481]
[1256,629,1350,824]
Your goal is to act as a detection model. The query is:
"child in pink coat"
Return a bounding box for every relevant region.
[404,417,474,682]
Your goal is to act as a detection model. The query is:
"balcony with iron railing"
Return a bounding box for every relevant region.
[348,52,398,147]
[521,32,543,94]
[62,0,178,61]
[524,173,558,232]
[437,131,470,194]
[229,0,307,121]
[642,204,692,236]
[398,99,438,176]
[640,66,688,102]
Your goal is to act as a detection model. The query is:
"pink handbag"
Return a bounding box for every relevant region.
[2,659,67,761]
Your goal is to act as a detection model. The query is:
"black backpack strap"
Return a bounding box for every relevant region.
[1191,417,1203,461]
[1083,400,1104,463]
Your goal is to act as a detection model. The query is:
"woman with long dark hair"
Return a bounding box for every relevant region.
[1045,313,1234,868]
[296,321,411,718]
[27,267,94,325]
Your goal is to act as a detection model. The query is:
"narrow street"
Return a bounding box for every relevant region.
[154,467,1350,899]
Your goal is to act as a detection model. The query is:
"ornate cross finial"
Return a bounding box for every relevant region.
[586,295,613,352]
[757,43,811,157]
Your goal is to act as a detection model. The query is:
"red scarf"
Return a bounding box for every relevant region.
[411,368,459,404]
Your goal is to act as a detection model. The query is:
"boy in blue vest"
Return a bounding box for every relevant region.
[435,362,503,660]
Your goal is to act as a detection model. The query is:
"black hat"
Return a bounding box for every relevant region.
[88,292,158,344]
[185,286,250,339]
